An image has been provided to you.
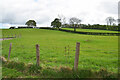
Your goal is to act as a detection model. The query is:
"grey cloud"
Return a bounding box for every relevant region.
[0,0,119,27]
[2,12,16,24]
[0,0,51,25]
[118,1,120,24]
[99,1,118,15]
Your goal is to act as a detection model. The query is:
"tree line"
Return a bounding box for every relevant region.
[50,16,119,31]
[11,16,119,31]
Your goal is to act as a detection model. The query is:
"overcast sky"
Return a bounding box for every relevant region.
[0,0,119,28]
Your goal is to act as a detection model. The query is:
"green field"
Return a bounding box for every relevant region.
[1,29,118,78]
[62,28,119,33]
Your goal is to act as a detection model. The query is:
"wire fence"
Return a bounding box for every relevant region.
[1,41,118,72]
[2,42,81,70]
[2,34,22,39]
[1,34,118,71]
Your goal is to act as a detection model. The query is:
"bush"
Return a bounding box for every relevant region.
[9,27,15,29]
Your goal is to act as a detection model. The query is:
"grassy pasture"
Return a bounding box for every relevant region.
[1,29,118,78]
[61,28,119,33]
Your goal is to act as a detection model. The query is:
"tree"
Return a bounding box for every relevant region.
[51,18,62,29]
[25,20,36,27]
[117,19,120,26]
[58,14,66,27]
[69,17,81,32]
[106,17,116,26]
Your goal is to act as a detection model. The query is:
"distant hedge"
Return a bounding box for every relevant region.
[59,29,119,36]
[9,27,15,29]
[80,25,120,31]
[18,27,33,29]
[40,27,119,36]
[39,27,51,29]
[62,24,120,31]
[39,27,57,30]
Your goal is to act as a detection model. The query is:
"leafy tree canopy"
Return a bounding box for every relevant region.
[25,20,36,27]
[51,18,61,29]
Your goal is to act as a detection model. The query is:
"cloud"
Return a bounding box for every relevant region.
[99,0,118,15]
[0,0,119,28]
[1,0,50,24]
[118,1,120,24]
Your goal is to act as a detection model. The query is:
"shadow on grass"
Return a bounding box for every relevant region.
[2,60,118,79]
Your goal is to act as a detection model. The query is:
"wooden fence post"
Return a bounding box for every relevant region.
[36,44,40,66]
[65,46,67,63]
[3,34,4,40]
[68,45,70,63]
[65,46,66,56]
[8,43,12,60]
[74,42,80,71]
[15,34,16,38]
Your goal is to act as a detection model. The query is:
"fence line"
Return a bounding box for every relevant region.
[6,42,81,71]
[2,34,22,40]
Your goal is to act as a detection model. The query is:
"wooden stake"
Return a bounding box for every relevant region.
[65,46,66,56]
[15,34,16,38]
[65,46,67,63]
[74,42,80,71]
[8,43,12,60]
[36,44,40,66]
[3,34,4,40]
[68,45,70,63]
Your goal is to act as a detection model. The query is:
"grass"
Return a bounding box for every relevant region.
[2,67,24,78]
[1,28,118,78]
[2,61,118,78]
[61,28,119,33]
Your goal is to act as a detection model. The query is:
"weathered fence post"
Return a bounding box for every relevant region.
[3,34,4,40]
[65,46,67,63]
[15,34,16,38]
[8,43,12,60]
[68,45,70,63]
[74,42,80,71]
[65,46,67,56]
[36,44,40,66]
